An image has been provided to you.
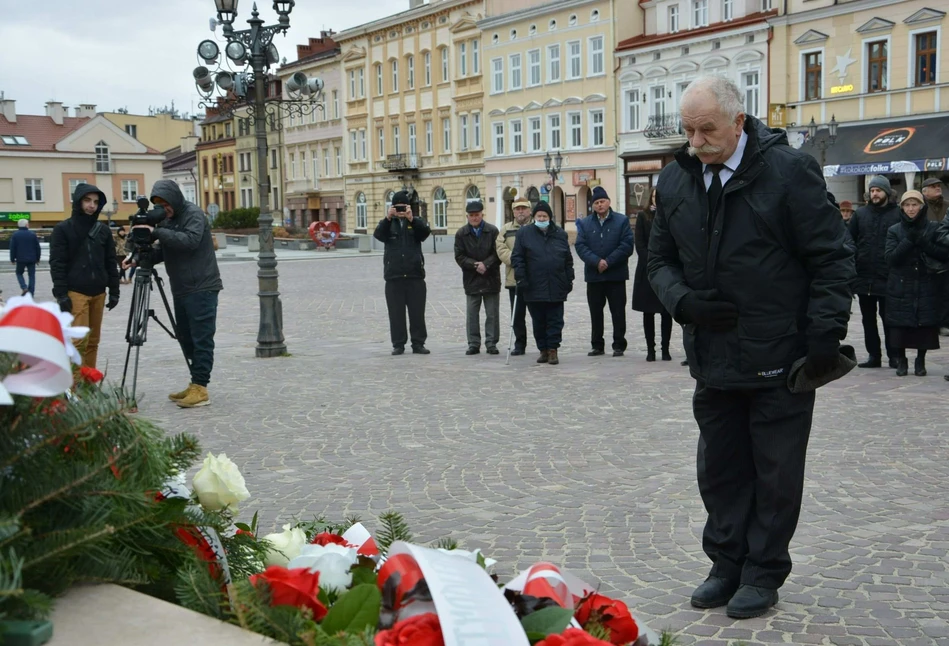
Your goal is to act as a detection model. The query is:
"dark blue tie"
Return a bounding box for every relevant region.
[707,164,725,234]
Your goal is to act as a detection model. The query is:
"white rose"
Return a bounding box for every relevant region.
[287,543,359,592]
[192,453,250,511]
[437,548,498,570]
[262,524,307,567]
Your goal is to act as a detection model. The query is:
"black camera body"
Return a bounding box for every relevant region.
[129,196,167,246]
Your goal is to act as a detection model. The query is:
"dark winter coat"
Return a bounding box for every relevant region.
[150,180,223,297]
[883,207,949,328]
[373,215,431,281]
[849,200,901,296]
[648,115,854,390]
[511,223,574,303]
[454,222,501,295]
[574,209,634,283]
[936,217,949,325]
[631,210,665,314]
[9,228,41,264]
[49,183,119,299]
[926,196,947,223]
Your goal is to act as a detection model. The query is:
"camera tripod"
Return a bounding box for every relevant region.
[120,255,189,402]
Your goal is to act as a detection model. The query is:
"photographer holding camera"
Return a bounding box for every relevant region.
[49,183,120,368]
[125,180,223,408]
[373,190,431,355]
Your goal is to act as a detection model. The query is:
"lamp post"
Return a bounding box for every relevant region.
[107,198,118,227]
[807,114,839,170]
[193,0,323,357]
[543,150,563,223]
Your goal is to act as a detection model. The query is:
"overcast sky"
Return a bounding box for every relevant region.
[0,0,407,117]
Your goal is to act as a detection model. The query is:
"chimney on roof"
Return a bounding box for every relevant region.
[0,97,14,123]
[409,0,427,8]
[77,104,97,119]
[46,101,65,125]
[179,134,200,154]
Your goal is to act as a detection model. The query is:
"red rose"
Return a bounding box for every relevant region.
[536,628,614,646]
[575,593,639,645]
[236,528,255,538]
[79,366,104,384]
[374,613,444,646]
[311,531,349,546]
[250,566,327,620]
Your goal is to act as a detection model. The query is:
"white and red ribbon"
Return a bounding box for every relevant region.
[342,522,379,557]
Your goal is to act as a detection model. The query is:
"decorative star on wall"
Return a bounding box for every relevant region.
[831,48,857,82]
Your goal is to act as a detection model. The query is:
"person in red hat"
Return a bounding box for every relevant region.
[839,200,854,223]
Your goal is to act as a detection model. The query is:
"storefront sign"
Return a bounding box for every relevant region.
[572,169,596,186]
[768,104,786,127]
[864,127,915,155]
[830,84,854,95]
[625,159,662,173]
[565,195,576,221]
[0,212,30,222]
[924,158,947,171]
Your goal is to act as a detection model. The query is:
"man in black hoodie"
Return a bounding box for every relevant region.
[49,184,120,368]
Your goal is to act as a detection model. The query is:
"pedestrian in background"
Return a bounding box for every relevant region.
[632,188,673,361]
[496,196,533,356]
[921,177,946,222]
[575,186,634,357]
[454,200,501,355]
[839,200,854,224]
[511,201,574,365]
[10,219,41,296]
[884,190,949,377]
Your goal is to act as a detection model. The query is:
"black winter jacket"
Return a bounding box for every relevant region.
[883,207,949,328]
[9,228,41,264]
[511,223,574,303]
[647,115,854,390]
[632,210,665,314]
[49,184,119,299]
[849,201,901,296]
[374,215,431,281]
[454,222,501,295]
[574,209,634,283]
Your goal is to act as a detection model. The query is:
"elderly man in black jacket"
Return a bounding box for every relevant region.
[373,190,431,355]
[648,76,854,619]
[454,200,502,355]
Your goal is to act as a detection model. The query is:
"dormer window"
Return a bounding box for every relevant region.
[95,141,111,172]
[0,135,29,145]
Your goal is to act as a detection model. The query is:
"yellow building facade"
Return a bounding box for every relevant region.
[103,110,199,155]
[770,0,949,201]
[196,110,237,214]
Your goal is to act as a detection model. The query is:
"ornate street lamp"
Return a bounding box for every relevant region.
[808,115,839,169]
[194,0,324,358]
[543,150,564,223]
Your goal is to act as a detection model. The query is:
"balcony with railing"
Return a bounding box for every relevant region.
[382,153,422,172]
[643,113,686,144]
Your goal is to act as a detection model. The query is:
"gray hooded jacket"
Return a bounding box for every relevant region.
[149,180,223,297]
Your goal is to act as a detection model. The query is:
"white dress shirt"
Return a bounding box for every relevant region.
[703,130,748,191]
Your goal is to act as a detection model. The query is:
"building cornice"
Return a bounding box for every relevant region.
[617,11,774,52]
[768,0,905,27]
[478,0,603,29]
[334,0,481,44]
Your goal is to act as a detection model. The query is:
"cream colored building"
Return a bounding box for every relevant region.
[103,109,199,154]
[770,0,949,201]
[0,99,164,226]
[335,0,487,235]
[481,0,635,228]
[196,107,237,214]
[234,102,285,220]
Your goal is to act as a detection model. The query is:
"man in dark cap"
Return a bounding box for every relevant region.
[574,186,634,357]
[922,178,946,222]
[373,190,431,355]
[454,200,502,355]
[839,200,854,223]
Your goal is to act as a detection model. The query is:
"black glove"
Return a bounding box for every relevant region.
[678,289,739,332]
[107,294,120,311]
[906,226,922,243]
[804,335,840,379]
[58,297,72,314]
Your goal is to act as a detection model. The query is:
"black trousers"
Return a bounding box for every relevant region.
[693,383,816,589]
[642,312,673,351]
[587,281,627,352]
[526,301,565,350]
[857,294,894,360]
[507,287,528,351]
[385,278,427,349]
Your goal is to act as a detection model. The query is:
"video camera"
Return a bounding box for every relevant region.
[129,196,167,247]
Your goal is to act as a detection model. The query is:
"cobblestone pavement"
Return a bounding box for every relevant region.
[17,248,949,645]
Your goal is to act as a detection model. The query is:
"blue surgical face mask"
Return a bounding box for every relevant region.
[535,220,550,229]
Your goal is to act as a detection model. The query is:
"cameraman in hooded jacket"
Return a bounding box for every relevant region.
[126,180,223,408]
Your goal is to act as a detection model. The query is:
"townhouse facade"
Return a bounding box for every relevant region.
[103,109,199,153]
[770,0,949,202]
[234,100,286,220]
[161,134,200,207]
[195,106,237,215]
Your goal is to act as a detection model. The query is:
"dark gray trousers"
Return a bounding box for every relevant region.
[466,292,500,350]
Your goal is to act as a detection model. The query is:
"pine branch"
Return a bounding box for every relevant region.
[375,512,412,555]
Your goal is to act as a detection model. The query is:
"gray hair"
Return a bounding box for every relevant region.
[681,75,745,120]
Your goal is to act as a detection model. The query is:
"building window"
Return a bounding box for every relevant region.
[466,185,481,204]
[333,90,339,118]
[590,109,605,146]
[273,186,280,210]
[68,178,88,198]
[528,49,541,87]
[548,44,561,82]
[313,154,318,179]
[591,9,600,22]
[494,122,505,155]
[125,124,137,138]
[358,67,365,97]
[762,0,771,9]
[376,63,383,95]
[652,86,666,118]
[270,149,277,169]
[511,119,522,153]
[669,5,679,33]
[473,112,481,148]
[350,131,358,161]
[441,47,449,82]
[915,32,937,86]
[391,60,399,92]
[238,151,247,172]
[626,89,641,131]
[95,141,111,172]
[240,187,253,208]
[589,36,604,76]
[425,121,433,154]
[349,69,356,99]
[393,125,401,155]
[472,39,480,74]
[529,117,542,152]
[510,53,522,90]
[433,188,448,228]
[693,0,708,27]
[408,55,415,89]
[359,130,367,160]
[324,149,330,176]
[569,14,578,26]
[804,52,822,100]
[568,41,581,79]
[25,179,43,202]
[492,57,504,93]
[549,19,557,31]
[409,123,417,155]
[378,128,385,159]
[335,147,341,175]
[225,122,232,137]
[742,72,760,116]
[568,111,582,148]
[867,40,888,93]
[424,52,432,86]
[356,192,367,229]
[442,118,451,152]
[548,113,562,149]
[723,0,733,21]
[289,152,296,178]
[460,42,467,76]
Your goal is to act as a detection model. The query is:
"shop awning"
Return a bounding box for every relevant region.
[814,116,949,177]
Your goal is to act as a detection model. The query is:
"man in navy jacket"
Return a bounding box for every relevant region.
[10,219,41,296]
[574,187,634,356]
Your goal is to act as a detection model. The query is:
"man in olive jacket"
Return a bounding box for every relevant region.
[496,197,533,355]
[648,76,854,620]
[454,200,501,355]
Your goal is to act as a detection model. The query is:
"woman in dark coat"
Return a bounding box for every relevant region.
[511,201,574,365]
[884,190,949,376]
[632,189,672,361]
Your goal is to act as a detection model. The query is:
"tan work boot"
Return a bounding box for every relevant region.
[536,350,549,364]
[548,349,559,365]
[176,385,210,408]
[168,384,193,401]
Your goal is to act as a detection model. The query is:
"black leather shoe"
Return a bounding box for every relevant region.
[588,349,605,356]
[465,347,480,355]
[889,357,899,369]
[612,350,624,357]
[412,346,430,355]
[896,357,908,376]
[726,585,778,619]
[391,347,405,355]
[662,349,672,361]
[646,349,656,362]
[511,347,525,356]
[914,356,926,376]
[690,576,739,609]
[486,347,499,355]
[858,356,882,368]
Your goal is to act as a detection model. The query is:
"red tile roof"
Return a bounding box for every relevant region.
[0,114,162,154]
[616,10,776,51]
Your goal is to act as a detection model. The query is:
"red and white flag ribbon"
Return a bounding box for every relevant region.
[342,522,379,556]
